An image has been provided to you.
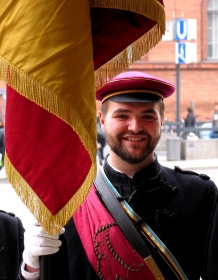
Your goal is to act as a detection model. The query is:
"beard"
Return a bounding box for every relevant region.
[105,131,160,164]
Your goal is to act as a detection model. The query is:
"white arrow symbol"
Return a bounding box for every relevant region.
[178,44,186,62]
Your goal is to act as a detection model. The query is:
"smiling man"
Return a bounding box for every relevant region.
[21,71,218,280]
[102,102,161,159]
[99,99,164,175]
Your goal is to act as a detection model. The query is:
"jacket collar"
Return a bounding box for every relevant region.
[103,153,162,194]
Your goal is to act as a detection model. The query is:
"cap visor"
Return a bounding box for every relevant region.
[108,93,163,103]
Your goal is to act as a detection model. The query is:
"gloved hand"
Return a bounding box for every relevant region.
[23,221,65,269]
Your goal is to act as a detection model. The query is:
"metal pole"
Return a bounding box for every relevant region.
[176,56,181,137]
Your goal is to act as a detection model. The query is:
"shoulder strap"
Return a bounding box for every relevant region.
[94,168,151,259]
[94,168,165,280]
[95,168,188,280]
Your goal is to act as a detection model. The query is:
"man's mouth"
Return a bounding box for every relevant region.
[124,137,146,142]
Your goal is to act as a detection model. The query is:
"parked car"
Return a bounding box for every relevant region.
[199,122,212,139]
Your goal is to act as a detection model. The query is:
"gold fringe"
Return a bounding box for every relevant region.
[0,57,96,160]
[5,153,96,235]
[91,0,166,89]
[0,57,97,235]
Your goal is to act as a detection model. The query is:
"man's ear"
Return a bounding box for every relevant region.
[98,111,105,130]
[161,113,165,126]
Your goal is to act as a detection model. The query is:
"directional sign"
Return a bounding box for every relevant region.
[175,19,188,40]
[175,42,197,64]
[177,43,186,63]
[162,21,174,41]
[175,19,197,41]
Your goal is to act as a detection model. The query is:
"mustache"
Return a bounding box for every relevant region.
[119,131,149,137]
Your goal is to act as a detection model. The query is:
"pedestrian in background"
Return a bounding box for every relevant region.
[0,210,24,279]
[183,107,197,139]
[97,116,106,165]
[185,107,196,128]
[211,102,218,138]
[0,127,5,169]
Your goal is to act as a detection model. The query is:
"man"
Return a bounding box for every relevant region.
[97,116,106,165]
[183,107,197,139]
[211,102,218,138]
[185,107,196,128]
[0,210,24,279]
[21,71,218,279]
[0,127,5,169]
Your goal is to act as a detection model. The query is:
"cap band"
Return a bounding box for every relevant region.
[102,89,164,103]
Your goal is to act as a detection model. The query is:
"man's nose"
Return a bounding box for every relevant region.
[128,118,143,132]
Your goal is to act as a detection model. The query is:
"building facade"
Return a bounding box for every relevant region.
[130,0,218,122]
[1,0,218,123]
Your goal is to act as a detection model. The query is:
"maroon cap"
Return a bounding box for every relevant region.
[96,71,175,103]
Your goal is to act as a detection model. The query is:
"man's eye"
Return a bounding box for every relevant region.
[116,115,128,119]
[143,115,153,119]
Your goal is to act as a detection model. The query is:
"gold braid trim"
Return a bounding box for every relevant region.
[91,0,166,89]
[5,153,96,235]
[0,57,97,235]
[0,57,97,155]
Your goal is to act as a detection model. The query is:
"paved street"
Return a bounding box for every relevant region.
[0,178,35,229]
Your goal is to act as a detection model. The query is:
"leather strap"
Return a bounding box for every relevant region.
[94,168,151,259]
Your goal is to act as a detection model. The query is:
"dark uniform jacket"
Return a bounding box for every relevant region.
[39,155,218,280]
[0,210,24,280]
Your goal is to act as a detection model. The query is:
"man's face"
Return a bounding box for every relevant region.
[99,101,164,164]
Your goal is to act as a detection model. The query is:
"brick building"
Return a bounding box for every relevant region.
[1,1,218,123]
[129,0,218,122]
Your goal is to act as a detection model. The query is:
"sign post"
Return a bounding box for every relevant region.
[175,42,197,64]
[174,19,197,136]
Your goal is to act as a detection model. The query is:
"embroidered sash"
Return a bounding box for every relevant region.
[99,168,188,280]
[74,185,158,280]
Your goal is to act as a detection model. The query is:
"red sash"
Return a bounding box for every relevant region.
[74,185,157,280]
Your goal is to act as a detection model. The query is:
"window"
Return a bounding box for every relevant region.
[208,0,218,59]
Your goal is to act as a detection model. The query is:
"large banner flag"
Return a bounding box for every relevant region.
[0,0,165,234]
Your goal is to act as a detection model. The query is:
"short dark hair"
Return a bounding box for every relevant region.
[187,107,193,113]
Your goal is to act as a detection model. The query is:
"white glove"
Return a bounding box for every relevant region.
[23,222,65,269]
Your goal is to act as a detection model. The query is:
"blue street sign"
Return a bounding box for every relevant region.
[175,19,188,41]
[175,42,197,64]
[177,43,186,64]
